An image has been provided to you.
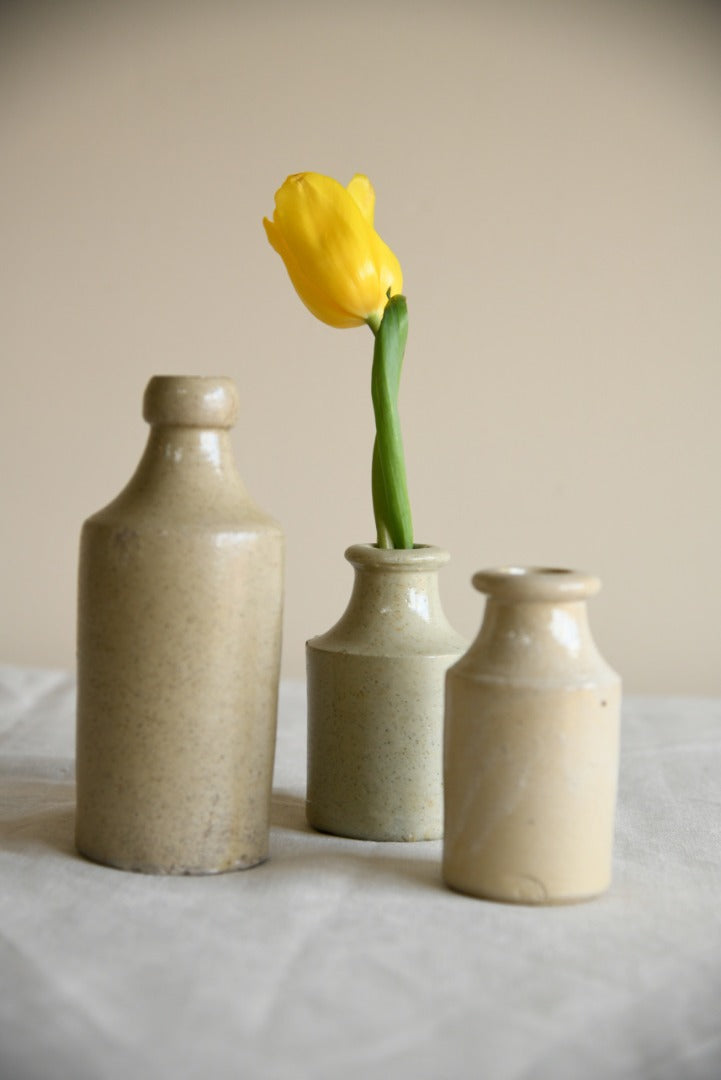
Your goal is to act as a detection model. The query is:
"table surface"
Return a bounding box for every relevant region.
[1,666,720,1080]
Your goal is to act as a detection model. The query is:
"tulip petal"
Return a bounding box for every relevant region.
[263,215,364,327]
[347,174,375,227]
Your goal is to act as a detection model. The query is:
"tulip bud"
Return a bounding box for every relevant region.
[263,172,402,329]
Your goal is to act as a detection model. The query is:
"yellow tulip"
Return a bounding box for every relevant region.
[263,172,403,330]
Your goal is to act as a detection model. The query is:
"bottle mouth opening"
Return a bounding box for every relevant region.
[472,566,601,601]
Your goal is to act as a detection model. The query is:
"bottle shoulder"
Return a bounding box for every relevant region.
[448,646,620,690]
[82,491,283,538]
[308,614,467,658]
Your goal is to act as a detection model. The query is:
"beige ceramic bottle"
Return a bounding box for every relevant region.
[306,544,467,841]
[75,375,284,874]
[443,567,621,904]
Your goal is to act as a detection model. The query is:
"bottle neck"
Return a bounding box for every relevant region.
[470,595,610,684]
[144,424,245,483]
[347,563,446,627]
[310,544,467,655]
[116,424,249,516]
[481,596,593,652]
[343,544,450,628]
[143,425,241,476]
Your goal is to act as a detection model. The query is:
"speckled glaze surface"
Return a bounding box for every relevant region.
[306,544,467,841]
[75,376,284,874]
[443,567,621,904]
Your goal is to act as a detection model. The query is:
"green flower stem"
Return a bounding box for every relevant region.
[369,295,414,549]
[372,438,393,547]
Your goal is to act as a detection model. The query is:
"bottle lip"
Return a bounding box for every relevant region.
[472,566,601,601]
[143,376,238,428]
[345,543,450,572]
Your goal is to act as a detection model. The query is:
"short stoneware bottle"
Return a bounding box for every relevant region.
[75,375,284,874]
[443,567,621,904]
[306,543,467,841]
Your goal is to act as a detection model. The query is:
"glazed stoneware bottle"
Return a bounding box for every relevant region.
[75,375,284,874]
[306,544,467,841]
[443,567,621,904]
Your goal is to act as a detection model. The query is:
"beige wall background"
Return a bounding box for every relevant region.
[1,0,720,693]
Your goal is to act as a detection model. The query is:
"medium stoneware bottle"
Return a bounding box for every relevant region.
[75,375,284,874]
[443,567,621,904]
[306,543,467,841]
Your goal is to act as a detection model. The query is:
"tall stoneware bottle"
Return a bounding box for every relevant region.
[443,567,621,904]
[75,375,284,874]
[306,543,467,841]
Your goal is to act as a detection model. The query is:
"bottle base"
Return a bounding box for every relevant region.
[442,869,611,905]
[306,805,442,842]
[75,843,268,875]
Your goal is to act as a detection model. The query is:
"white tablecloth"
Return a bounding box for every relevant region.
[1,666,720,1080]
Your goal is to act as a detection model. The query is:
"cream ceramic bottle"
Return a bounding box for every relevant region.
[75,375,284,874]
[443,567,621,904]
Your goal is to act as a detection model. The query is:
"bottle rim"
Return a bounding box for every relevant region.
[143,376,238,428]
[345,543,450,572]
[472,566,601,601]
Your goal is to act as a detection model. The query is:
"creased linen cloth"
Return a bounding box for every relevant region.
[1,665,720,1080]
